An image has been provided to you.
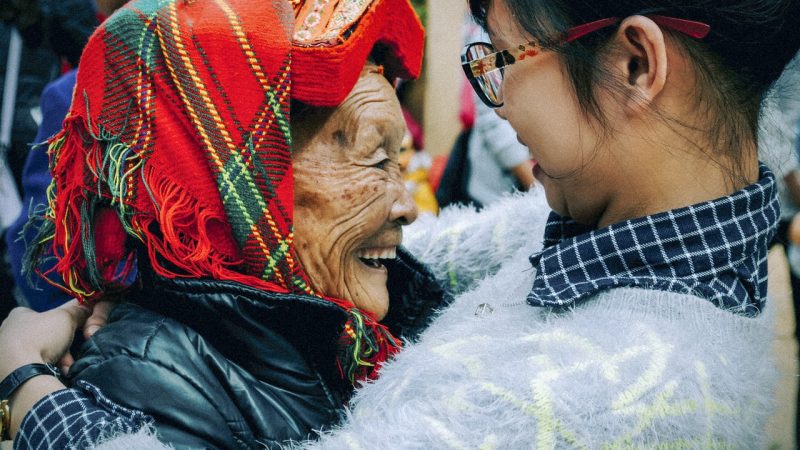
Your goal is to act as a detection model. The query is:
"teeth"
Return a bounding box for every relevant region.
[357,247,397,260]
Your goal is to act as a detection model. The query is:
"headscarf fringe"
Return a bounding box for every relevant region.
[26,125,101,299]
[26,116,256,300]
[337,308,402,384]
[135,164,249,281]
[20,197,58,294]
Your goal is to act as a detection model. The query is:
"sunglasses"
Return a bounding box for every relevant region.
[462,15,711,108]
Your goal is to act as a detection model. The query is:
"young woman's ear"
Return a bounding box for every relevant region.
[610,16,668,116]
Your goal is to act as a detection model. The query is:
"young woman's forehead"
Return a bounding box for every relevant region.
[485,1,514,43]
[486,0,548,43]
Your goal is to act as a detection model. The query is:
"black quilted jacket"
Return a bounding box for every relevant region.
[68,247,447,450]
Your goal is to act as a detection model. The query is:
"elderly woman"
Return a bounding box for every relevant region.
[0,0,448,448]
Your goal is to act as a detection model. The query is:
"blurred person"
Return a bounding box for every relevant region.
[466,101,535,207]
[0,0,98,190]
[760,49,800,444]
[3,60,77,311]
[395,79,438,214]
[0,21,57,195]
[464,17,534,207]
[465,91,535,206]
[782,107,800,443]
[435,19,533,210]
[0,0,98,320]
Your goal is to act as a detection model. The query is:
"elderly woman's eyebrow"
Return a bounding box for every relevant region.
[332,129,349,148]
[330,126,383,151]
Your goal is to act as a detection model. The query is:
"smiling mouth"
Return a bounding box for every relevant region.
[356,247,397,270]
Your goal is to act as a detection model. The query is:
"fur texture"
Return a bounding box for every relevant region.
[300,189,777,449]
[402,189,552,296]
[91,430,171,450]
[759,52,800,218]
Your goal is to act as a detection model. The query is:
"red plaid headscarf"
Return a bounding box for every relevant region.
[29,0,424,383]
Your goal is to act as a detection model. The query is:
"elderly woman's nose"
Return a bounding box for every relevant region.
[391,181,418,225]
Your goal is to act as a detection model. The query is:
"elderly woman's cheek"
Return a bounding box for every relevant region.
[338,176,397,315]
[340,176,392,233]
[340,179,384,209]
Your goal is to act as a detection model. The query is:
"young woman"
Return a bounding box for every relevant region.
[0,0,444,448]
[311,0,800,447]
[3,0,800,448]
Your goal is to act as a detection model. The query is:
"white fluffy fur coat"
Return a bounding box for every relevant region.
[300,189,776,449]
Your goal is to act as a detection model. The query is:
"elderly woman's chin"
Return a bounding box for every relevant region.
[293,230,401,321]
[293,243,394,320]
[347,251,394,319]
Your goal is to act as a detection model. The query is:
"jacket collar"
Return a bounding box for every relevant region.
[129,245,446,396]
[132,267,351,397]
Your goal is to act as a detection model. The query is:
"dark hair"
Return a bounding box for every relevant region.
[469,0,800,184]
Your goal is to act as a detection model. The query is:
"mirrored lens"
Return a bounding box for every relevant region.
[466,43,504,106]
[479,66,503,105]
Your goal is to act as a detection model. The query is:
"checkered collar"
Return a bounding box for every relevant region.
[527,163,779,316]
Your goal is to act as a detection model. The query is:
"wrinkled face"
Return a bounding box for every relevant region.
[293,68,417,320]
[488,1,613,224]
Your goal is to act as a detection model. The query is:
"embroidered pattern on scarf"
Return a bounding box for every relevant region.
[293,0,374,45]
[527,163,779,316]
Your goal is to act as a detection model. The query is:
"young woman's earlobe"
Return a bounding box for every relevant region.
[614,16,668,116]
